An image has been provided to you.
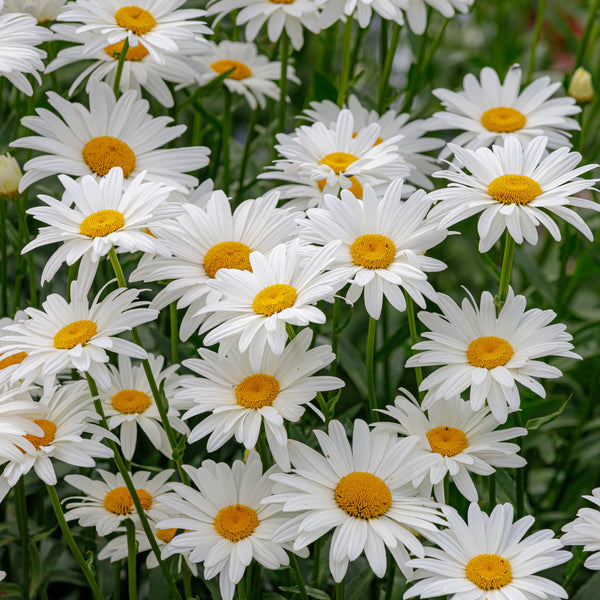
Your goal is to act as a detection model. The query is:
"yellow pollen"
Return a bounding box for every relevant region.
[426,426,468,456]
[317,175,363,198]
[23,419,56,451]
[111,389,152,414]
[82,136,136,178]
[157,528,177,543]
[114,6,157,34]
[467,336,514,369]
[203,241,253,278]
[480,107,526,133]
[103,486,153,515]
[252,284,297,316]
[487,174,542,205]
[0,351,27,370]
[210,59,253,80]
[235,374,280,409]
[80,209,125,238]
[214,504,259,542]
[319,152,359,174]
[53,320,98,350]
[350,234,396,269]
[104,40,149,61]
[334,472,392,519]
[352,131,383,145]
[465,553,513,590]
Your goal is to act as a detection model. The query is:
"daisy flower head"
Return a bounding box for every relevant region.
[406,288,579,423]
[404,0,474,34]
[375,391,527,503]
[0,152,22,198]
[317,0,405,29]
[405,503,570,600]
[158,452,298,600]
[11,79,210,192]
[178,328,344,470]
[64,468,173,536]
[428,136,599,252]
[130,190,299,341]
[562,488,600,570]
[2,0,68,22]
[301,181,448,320]
[266,419,445,582]
[0,310,30,389]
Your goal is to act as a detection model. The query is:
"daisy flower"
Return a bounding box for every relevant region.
[158,452,302,600]
[428,65,580,154]
[265,420,444,582]
[300,182,448,319]
[99,354,188,461]
[0,152,22,198]
[0,280,158,390]
[375,391,527,503]
[404,0,474,35]
[317,0,405,29]
[130,191,299,341]
[405,503,570,600]
[0,310,30,389]
[11,79,210,192]
[428,136,599,252]
[405,288,579,423]
[178,328,344,470]
[65,468,173,536]
[1,0,67,22]
[562,488,600,570]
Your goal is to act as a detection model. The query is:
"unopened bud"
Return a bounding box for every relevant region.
[0,153,22,198]
[568,67,594,103]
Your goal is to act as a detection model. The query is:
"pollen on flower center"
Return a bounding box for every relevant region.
[214,504,259,542]
[319,152,359,174]
[235,373,280,409]
[350,234,396,269]
[317,175,363,198]
[480,107,527,133]
[487,174,542,205]
[426,426,468,456]
[53,320,98,350]
[465,553,513,590]
[210,59,253,80]
[252,284,297,316]
[467,336,514,369]
[103,486,153,515]
[23,419,56,451]
[0,351,27,370]
[104,40,149,61]
[82,136,136,178]
[80,209,125,238]
[157,528,177,543]
[111,389,152,414]
[334,471,392,519]
[203,241,253,278]
[115,6,157,35]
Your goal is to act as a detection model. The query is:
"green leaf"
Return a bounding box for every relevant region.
[279,585,331,599]
[526,396,571,430]
[0,583,24,598]
[312,72,338,102]
[573,569,600,599]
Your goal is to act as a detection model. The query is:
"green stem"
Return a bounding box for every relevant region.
[525,0,547,84]
[169,302,179,364]
[334,581,345,600]
[235,106,260,204]
[337,16,354,106]
[513,411,525,518]
[366,317,378,421]
[497,231,515,308]
[278,32,290,132]
[222,88,232,195]
[0,200,7,316]
[444,475,450,506]
[182,562,192,599]
[14,479,30,600]
[488,473,496,510]
[237,580,246,600]
[311,539,321,585]
[405,294,423,399]
[113,561,122,600]
[384,559,395,600]
[113,38,130,97]
[574,0,600,70]
[18,194,36,308]
[376,22,401,112]
[290,554,308,600]
[125,520,137,600]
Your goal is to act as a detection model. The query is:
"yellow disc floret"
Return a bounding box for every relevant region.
[465,553,513,590]
[210,59,253,80]
[103,487,153,515]
[480,107,527,133]
[157,528,177,543]
[350,234,396,269]
[0,351,27,370]
[235,374,280,409]
[319,152,359,173]
[252,284,297,316]
[115,6,157,34]
[317,175,364,198]
[467,336,514,369]
[23,419,56,451]
[111,389,152,414]
[214,504,259,542]
[487,174,542,205]
[426,426,468,456]
[334,472,392,519]
[104,40,149,61]
[203,241,253,278]
[80,209,125,238]
[53,320,98,350]
[82,136,136,178]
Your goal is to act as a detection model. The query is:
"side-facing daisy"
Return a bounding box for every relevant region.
[428,136,599,252]
[1,0,67,22]
[562,488,600,570]
[317,0,405,29]
[404,0,473,34]
[406,289,579,423]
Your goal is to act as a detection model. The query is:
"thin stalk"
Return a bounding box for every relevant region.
[488,473,496,509]
[235,106,260,204]
[311,540,321,585]
[444,476,450,506]
[334,581,345,600]
[14,479,30,600]
[290,554,308,600]
[376,22,401,112]
[337,16,354,106]
[0,200,7,315]
[18,194,36,308]
[513,411,525,518]
[278,32,290,132]
[237,580,246,600]
[366,317,378,421]
[574,0,600,70]
[182,562,193,599]
[113,561,122,600]
[400,17,430,113]
[497,231,515,308]
[525,0,547,84]
[113,38,130,97]
[125,519,137,600]
[384,559,396,600]
[405,294,423,398]
[169,302,179,364]
[222,88,232,195]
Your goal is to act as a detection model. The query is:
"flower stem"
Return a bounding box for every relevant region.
[337,16,354,106]
[488,473,496,509]
[405,294,423,399]
[278,32,290,132]
[334,581,345,600]
[497,231,515,308]
[222,87,232,195]
[384,559,395,600]
[0,200,7,316]
[169,302,179,364]
[376,22,401,112]
[525,0,546,84]
[235,105,260,204]
[14,479,30,600]
[237,580,246,600]
[366,317,378,421]
[113,38,130,97]
[18,194,36,308]
[125,519,138,600]
[513,411,525,518]
[574,0,600,70]
[290,554,308,600]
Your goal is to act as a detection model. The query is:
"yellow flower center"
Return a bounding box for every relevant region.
[235,374,280,409]
[114,6,157,34]
[156,528,177,543]
[82,136,136,178]
[210,59,253,80]
[104,40,149,61]
[23,419,56,451]
[203,241,253,278]
[252,284,297,316]
[334,471,392,520]
[480,107,527,133]
[214,504,259,542]
[103,486,153,515]
[487,174,542,206]
[0,351,27,370]
[467,336,514,369]
[111,389,152,414]
[465,553,513,590]
[426,426,468,456]
[53,320,98,350]
[317,175,363,198]
[350,234,396,270]
[319,152,359,174]
[79,209,125,238]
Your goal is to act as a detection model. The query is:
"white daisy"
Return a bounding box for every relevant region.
[64,468,173,536]
[0,311,31,389]
[428,136,599,252]
[429,65,580,155]
[405,503,570,600]
[1,0,67,22]
[158,452,300,600]
[317,0,405,28]
[405,288,579,424]
[265,419,444,582]
[178,328,343,470]
[404,0,474,35]
[375,391,527,503]
[561,488,600,570]
[130,190,299,341]
[300,182,448,319]
[0,571,5,581]
[0,280,158,390]
[99,354,188,461]
[0,152,22,198]
[11,79,210,192]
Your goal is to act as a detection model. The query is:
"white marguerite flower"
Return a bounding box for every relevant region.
[428,136,599,252]
[405,503,570,600]
[178,328,343,470]
[0,311,30,389]
[300,182,448,319]
[130,190,299,341]
[0,152,22,198]
[265,420,444,582]
[99,354,188,461]
[406,288,579,424]
[404,0,473,34]
[428,65,580,155]
[375,391,527,503]
[11,79,210,192]
[317,0,405,29]
[2,0,67,22]
[562,488,600,570]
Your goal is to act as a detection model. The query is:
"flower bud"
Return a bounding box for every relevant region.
[0,153,22,198]
[568,67,594,103]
